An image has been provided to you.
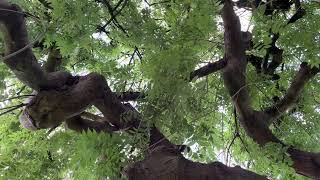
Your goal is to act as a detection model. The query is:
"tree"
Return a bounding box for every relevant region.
[0,0,319,179]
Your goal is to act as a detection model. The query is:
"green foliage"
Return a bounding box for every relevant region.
[0,115,140,179]
[0,0,319,179]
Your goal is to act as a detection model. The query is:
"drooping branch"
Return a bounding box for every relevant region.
[263,62,320,123]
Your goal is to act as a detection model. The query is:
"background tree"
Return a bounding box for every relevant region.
[0,0,319,179]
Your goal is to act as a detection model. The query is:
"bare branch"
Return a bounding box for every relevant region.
[189,59,227,81]
[115,59,227,102]
[0,94,34,102]
[98,0,128,34]
[0,103,26,116]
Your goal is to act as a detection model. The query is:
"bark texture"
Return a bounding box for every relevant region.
[221,0,320,178]
[127,146,267,180]
[0,0,319,179]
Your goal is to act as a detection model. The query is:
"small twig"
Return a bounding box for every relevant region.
[225,132,238,165]
[135,46,143,62]
[100,0,129,33]
[0,95,34,102]
[0,31,46,61]
[0,8,39,20]
[0,103,26,111]
[144,0,170,6]
[16,86,27,95]
[114,0,125,11]
[0,103,26,116]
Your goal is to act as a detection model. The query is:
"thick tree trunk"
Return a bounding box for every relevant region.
[126,127,267,180]
[126,146,267,180]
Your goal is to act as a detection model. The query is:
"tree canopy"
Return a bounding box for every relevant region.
[0,0,319,179]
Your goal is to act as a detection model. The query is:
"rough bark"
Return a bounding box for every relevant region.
[0,1,319,179]
[0,3,48,90]
[126,127,267,180]
[127,146,267,180]
[24,71,267,178]
[65,115,117,133]
[221,0,320,178]
[0,3,74,91]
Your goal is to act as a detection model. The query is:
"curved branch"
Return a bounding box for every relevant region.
[263,62,320,123]
[221,1,320,178]
[0,3,48,90]
[65,115,118,133]
[0,3,71,91]
[127,145,267,180]
[127,126,267,180]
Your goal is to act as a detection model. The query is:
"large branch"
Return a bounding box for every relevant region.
[115,59,228,101]
[221,1,320,178]
[0,2,71,91]
[0,3,48,90]
[127,145,267,180]
[221,0,252,116]
[189,58,227,80]
[263,62,320,123]
[48,72,267,179]
[126,126,267,180]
